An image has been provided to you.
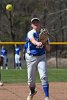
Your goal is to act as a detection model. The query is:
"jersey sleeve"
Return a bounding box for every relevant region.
[28,30,34,39]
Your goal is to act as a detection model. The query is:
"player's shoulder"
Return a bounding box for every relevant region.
[28,29,36,34]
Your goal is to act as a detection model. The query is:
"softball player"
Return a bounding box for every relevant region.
[25,18,51,100]
[0,46,8,70]
[15,44,22,69]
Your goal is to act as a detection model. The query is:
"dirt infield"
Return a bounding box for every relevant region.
[0,82,67,100]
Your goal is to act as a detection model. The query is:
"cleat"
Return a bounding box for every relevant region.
[19,67,22,70]
[27,95,32,100]
[45,97,49,100]
[1,66,3,70]
[6,67,8,70]
[27,90,37,100]
[15,67,18,70]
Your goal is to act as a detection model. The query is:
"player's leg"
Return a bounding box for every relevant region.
[1,57,4,69]
[5,57,8,70]
[27,63,37,100]
[25,53,37,100]
[15,63,18,69]
[3,56,8,69]
[27,60,37,94]
[19,63,22,69]
[15,54,18,69]
[0,56,3,70]
[27,62,37,93]
[18,56,22,69]
[37,54,49,100]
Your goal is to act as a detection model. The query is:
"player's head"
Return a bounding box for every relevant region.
[15,44,16,47]
[2,45,4,49]
[31,18,41,31]
[15,44,18,48]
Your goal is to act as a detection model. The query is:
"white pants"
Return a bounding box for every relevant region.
[25,53,48,86]
[2,56,7,65]
[15,54,21,64]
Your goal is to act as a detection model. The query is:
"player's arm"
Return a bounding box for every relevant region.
[19,51,21,55]
[19,47,21,55]
[5,49,7,55]
[30,37,42,47]
[28,32,42,47]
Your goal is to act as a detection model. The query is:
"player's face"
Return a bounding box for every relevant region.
[31,21,41,31]
[2,46,4,49]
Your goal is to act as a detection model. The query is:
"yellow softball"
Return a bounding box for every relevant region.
[6,4,13,11]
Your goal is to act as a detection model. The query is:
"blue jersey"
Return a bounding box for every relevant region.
[0,48,7,56]
[15,47,21,55]
[25,29,45,56]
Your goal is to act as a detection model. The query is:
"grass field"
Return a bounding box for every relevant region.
[1,68,67,83]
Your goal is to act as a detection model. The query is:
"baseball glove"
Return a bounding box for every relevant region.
[0,56,3,66]
[39,28,49,45]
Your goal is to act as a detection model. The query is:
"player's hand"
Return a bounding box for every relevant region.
[36,42,42,47]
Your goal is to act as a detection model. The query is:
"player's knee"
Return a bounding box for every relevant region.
[28,81,35,87]
[6,58,8,62]
[40,76,48,85]
[19,57,21,61]
[16,63,18,67]
[19,63,21,66]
